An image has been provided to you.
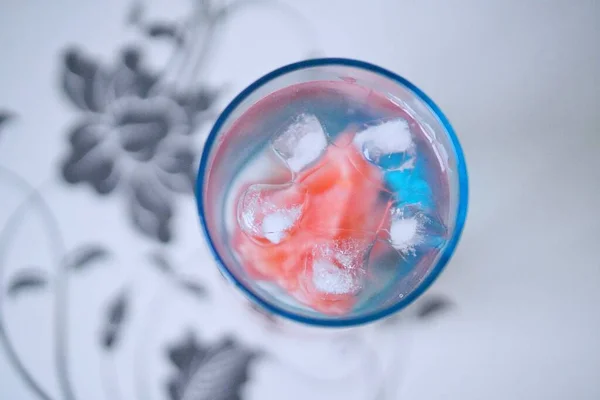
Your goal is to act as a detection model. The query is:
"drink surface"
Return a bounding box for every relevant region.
[222,80,450,315]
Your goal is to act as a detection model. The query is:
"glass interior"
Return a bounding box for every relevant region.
[197,59,468,326]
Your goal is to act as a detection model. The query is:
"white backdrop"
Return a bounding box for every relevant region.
[1,1,599,399]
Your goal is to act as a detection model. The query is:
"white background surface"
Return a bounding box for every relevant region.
[1,0,599,399]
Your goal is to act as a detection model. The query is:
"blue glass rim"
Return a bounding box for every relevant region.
[196,57,469,327]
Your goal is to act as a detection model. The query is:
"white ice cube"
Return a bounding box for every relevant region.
[237,184,306,244]
[308,236,373,295]
[262,208,302,244]
[389,217,420,254]
[387,204,447,256]
[312,260,356,295]
[272,114,327,173]
[353,119,415,170]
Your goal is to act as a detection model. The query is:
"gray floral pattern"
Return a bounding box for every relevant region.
[166,333,257,400]
[60,46,218,243]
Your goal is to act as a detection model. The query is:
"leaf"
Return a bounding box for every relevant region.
[102,328,117,349]
[167,381,179,400]
[179,279,207,299]
[68,245,109,270]
[61,121,121,195]
[149,251,173,275]
[7,268,47,297]
[177,338,256,400]
[101,290,129,350]
[416,296,452,320]
[108,291,128,325]
[127,1,143,25]
[144,23,184,45]
[129,174,174,243]
[0,111,13,130]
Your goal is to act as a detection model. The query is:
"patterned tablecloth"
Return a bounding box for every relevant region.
[1,1,599,400]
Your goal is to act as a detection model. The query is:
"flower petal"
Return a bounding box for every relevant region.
[156,167,195,194]
[156,143,195,174]
[118,112,168,153]
[109,47,157,99]
[62,121,120,195]
[111,97,189,161]
[155,140,197,193]
[92,161,120,195]
[61,48,111,112]
[129,171,174,243]
[68,120,107,154]
[172,87,220,129]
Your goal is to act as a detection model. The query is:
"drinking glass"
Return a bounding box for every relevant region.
[196,58,468,327]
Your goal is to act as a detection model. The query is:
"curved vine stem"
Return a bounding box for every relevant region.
[147,0,210,96]
[133,248,209,400]
[101,353,123,400]
[54,244,76,400]
[263,332,385,399]
[179,0,322,91]
[133,286,169,400]
[224,0,321,55]
[371,323,415,400]
[0,167,75,400]
[149,0,320,96]
[0,173,54,400]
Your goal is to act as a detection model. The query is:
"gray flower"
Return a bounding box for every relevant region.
[60,47,218,243]
[62,96,195,242]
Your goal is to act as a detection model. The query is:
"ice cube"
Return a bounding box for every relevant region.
[386,204,447,256]
[306,234,374,295]
[390,217,419,251]
[353,118,415,171]
[262,208,302,244]
[359,238,409,298]
[312,260,356,295]
[272,113,328,173]
[237,183,306,244]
